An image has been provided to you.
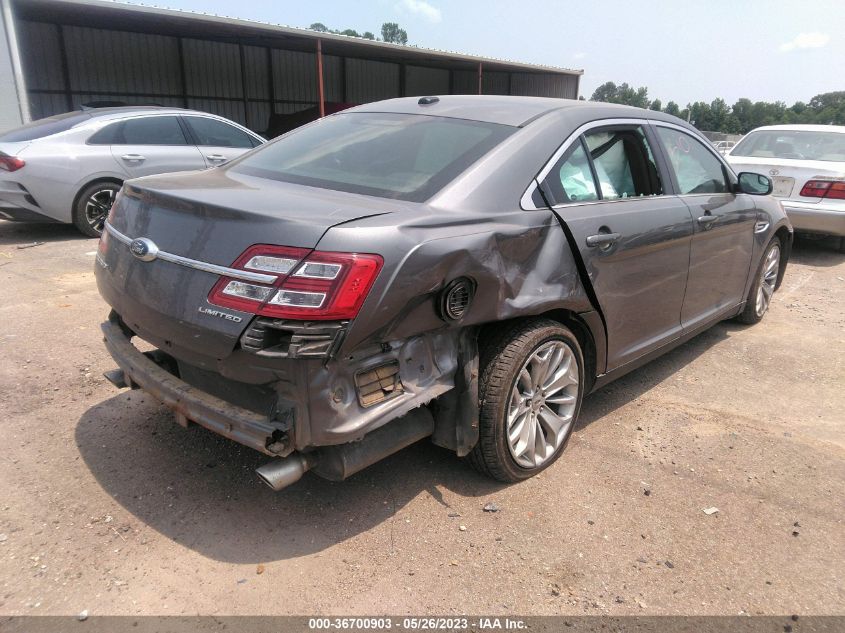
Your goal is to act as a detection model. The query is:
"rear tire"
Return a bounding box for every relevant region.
[468,319,584,482]
[72,181,121,237]
[737,238,781,324]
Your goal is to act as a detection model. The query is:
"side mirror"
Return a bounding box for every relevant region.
[736,172,773,195]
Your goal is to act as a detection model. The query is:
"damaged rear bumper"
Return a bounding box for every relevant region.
[101,318,287,456]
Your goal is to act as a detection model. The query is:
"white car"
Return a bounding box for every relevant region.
[0,107,265,236]
[712,140,736,155]
[726,124,844,250]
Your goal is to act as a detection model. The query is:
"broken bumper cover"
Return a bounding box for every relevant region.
[101,319,284,456]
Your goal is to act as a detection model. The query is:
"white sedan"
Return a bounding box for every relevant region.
[726,124,844,251]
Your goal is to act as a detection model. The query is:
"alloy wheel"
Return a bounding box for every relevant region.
[506,340,579,469]
[84,187,117,233]
[755,244,780,317]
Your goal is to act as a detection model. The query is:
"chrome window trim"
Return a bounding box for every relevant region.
[104,222,279,284]
[520,117,652,210]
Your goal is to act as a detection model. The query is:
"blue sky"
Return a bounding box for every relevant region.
[127,0,844,106]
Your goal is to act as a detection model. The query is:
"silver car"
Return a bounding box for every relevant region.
[0,107,265,236]
[726,124,845,250]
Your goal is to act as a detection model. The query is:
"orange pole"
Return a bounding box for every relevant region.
[316,39,325,117]
[477,61,483,95]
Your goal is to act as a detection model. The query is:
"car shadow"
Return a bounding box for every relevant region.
[789,234,844,267]
[76,319,737,564]
[576,320,736,428]
[75,393,504,564]
[0,220,90,245]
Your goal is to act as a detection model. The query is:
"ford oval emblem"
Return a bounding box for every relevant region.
[130,237,159,262]
[769,169,779,176]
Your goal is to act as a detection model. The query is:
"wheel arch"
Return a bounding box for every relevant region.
[71,176,124,215]
[478,307,602,393]
[772,224,792,290]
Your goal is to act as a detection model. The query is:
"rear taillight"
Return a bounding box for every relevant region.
[0,156,25,172]
[208,244,383,320]
[800,179,845,200]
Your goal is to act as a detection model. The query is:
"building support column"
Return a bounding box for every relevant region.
[316,39,325,117]
[477,61,483,95]
[1,0,30,123]
[56,24,72,111]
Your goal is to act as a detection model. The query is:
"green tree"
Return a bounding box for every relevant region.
[663,101,681,117]
[590,81,618,103]
[590,81,650,108]
[381,22,408,44]
[362,31,376,40]
[650,98,662,111]
[340,28,360,37]
[309,22,329,32]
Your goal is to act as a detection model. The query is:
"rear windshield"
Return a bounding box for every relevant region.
[0,111,92,142]
[731,129,845,162]
[230,112,515,202]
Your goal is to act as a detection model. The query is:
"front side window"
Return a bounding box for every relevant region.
[539,125,662,206]
[231,113,514,202]
[184,116,258,148]
[730,129,845,162]
[117,116,188,146]
[656,127,729,194]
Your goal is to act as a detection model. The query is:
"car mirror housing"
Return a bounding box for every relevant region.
[736,172,773,196]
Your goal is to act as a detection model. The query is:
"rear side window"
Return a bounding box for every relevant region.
[231,112,514,202]
[656,127,729,194]
[87,122,121,145]
[183,116,258,148]
[540,125,662,206]
[0,111,91,142]
[114,116,188,145]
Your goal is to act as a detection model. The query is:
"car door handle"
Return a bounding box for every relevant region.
[697,215,719,227]
[585,232,621,248]
[120,154,145,162]
[206,154,227,162]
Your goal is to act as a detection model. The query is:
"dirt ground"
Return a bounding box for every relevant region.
[0,220,843,617]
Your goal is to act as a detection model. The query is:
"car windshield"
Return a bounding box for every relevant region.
[230,112,515,202]
[0,111,92,142]
[731,130,845,162]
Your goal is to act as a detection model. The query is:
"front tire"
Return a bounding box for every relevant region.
[72,181,121,237]
[737,238,781,324]
[468,319,584,482]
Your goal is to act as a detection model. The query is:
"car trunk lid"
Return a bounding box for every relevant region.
[727,155,845,203]
[97,169,395,361]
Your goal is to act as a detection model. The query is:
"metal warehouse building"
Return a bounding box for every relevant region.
[0,0,582,134]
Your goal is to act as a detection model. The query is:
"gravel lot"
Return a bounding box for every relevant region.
[0,220,843,616]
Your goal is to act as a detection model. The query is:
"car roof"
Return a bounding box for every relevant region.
[748,124,845,134]
[81,106,195,121]
[346,95,685,128]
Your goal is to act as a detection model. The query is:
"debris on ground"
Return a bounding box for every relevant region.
[664,561,675,569]
[17,242,44,249]
[703,507,719,515]
[77,610,88,621]
[482,502,500,513]
[256,564,265,574]
[458,525,467,532]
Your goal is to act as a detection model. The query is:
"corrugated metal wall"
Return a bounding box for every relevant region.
[17,19,579,132]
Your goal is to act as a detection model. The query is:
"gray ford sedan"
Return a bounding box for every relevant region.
[95,96,792,490]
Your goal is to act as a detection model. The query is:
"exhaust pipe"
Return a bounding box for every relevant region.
[255,407,434,491]
[256,453,313,491]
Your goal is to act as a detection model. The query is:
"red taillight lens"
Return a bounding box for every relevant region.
[208,245,383,321]
[0,156,25,172]
[800,179,845,200]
